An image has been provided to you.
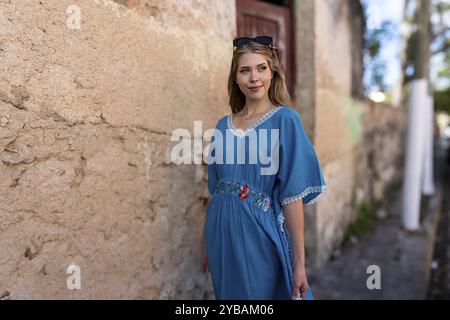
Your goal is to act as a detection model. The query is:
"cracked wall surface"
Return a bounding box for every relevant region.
[1,0,408,298]
[0,0,233,299]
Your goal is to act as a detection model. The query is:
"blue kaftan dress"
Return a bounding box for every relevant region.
[204,106,327,300]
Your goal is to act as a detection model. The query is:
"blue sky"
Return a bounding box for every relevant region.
[363,0,449,91]
[363,0,404,91]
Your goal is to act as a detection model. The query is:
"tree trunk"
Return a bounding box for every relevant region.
[392,0,412,107]
[413,0,431,80]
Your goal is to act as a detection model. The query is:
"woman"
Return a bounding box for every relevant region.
[200,36,327,300]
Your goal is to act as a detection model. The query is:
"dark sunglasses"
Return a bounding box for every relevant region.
[233,36,275,49]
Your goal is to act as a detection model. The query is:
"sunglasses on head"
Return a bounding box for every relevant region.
[233,36,275,49]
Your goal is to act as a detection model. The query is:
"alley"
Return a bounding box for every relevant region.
[427,138,450,299]
[309,138,447,300]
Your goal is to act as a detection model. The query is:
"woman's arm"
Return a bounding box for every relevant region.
[284,200,309,299]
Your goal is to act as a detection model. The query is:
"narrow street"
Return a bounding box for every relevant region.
[427,138,450,299]
[309,137,447,300]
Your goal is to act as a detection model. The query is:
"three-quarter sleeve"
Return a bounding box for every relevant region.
[276,109,327,206]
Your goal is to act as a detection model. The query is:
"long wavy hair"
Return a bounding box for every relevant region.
[227,41,292,114]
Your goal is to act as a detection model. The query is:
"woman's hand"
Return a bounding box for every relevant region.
[291,265,309,300]
[283,201,308,299]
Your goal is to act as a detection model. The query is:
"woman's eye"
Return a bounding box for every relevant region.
[240,67,267,73]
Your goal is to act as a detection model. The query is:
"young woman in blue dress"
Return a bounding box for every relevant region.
[200,36,327,300]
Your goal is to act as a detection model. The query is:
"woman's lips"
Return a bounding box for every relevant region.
[248,86,263,92]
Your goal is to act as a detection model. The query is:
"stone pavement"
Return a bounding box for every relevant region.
[308,139,446,300]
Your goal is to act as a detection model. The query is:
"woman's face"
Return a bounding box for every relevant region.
[235,52,273,102]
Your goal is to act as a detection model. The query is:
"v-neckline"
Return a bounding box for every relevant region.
[228,106,282,138]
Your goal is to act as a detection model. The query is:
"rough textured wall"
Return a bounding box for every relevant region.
[315,97,407,266]
[294,0,355,267]
[315,0,353,96]
[297,0,407,266]
[293,0,316,138]
[307,0,357,266]
[363,101,408,205]
[0,0,234,299]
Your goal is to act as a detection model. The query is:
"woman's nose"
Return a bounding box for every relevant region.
[249,70,258,81]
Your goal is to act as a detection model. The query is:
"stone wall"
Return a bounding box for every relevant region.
[364,101,408,205]
[0,0,408,298]
[296,0,408,267]
[0,0,233,299]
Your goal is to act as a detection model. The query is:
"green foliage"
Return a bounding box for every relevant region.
[404,0,450,84]
[363,20,397,93]
[343,200,379,243]
[434,87,450,114]
[437,52,450,81]
[404,31,418,83]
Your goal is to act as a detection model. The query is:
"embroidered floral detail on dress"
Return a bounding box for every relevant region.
[239,184,249,200]
[214,179,272,212]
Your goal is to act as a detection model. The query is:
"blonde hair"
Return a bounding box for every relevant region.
[227,41,292,114]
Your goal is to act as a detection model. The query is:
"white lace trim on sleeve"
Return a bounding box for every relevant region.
[280,185,327,206]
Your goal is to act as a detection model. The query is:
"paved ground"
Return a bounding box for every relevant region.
[308,138,447,300]
[427,138,450,299]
